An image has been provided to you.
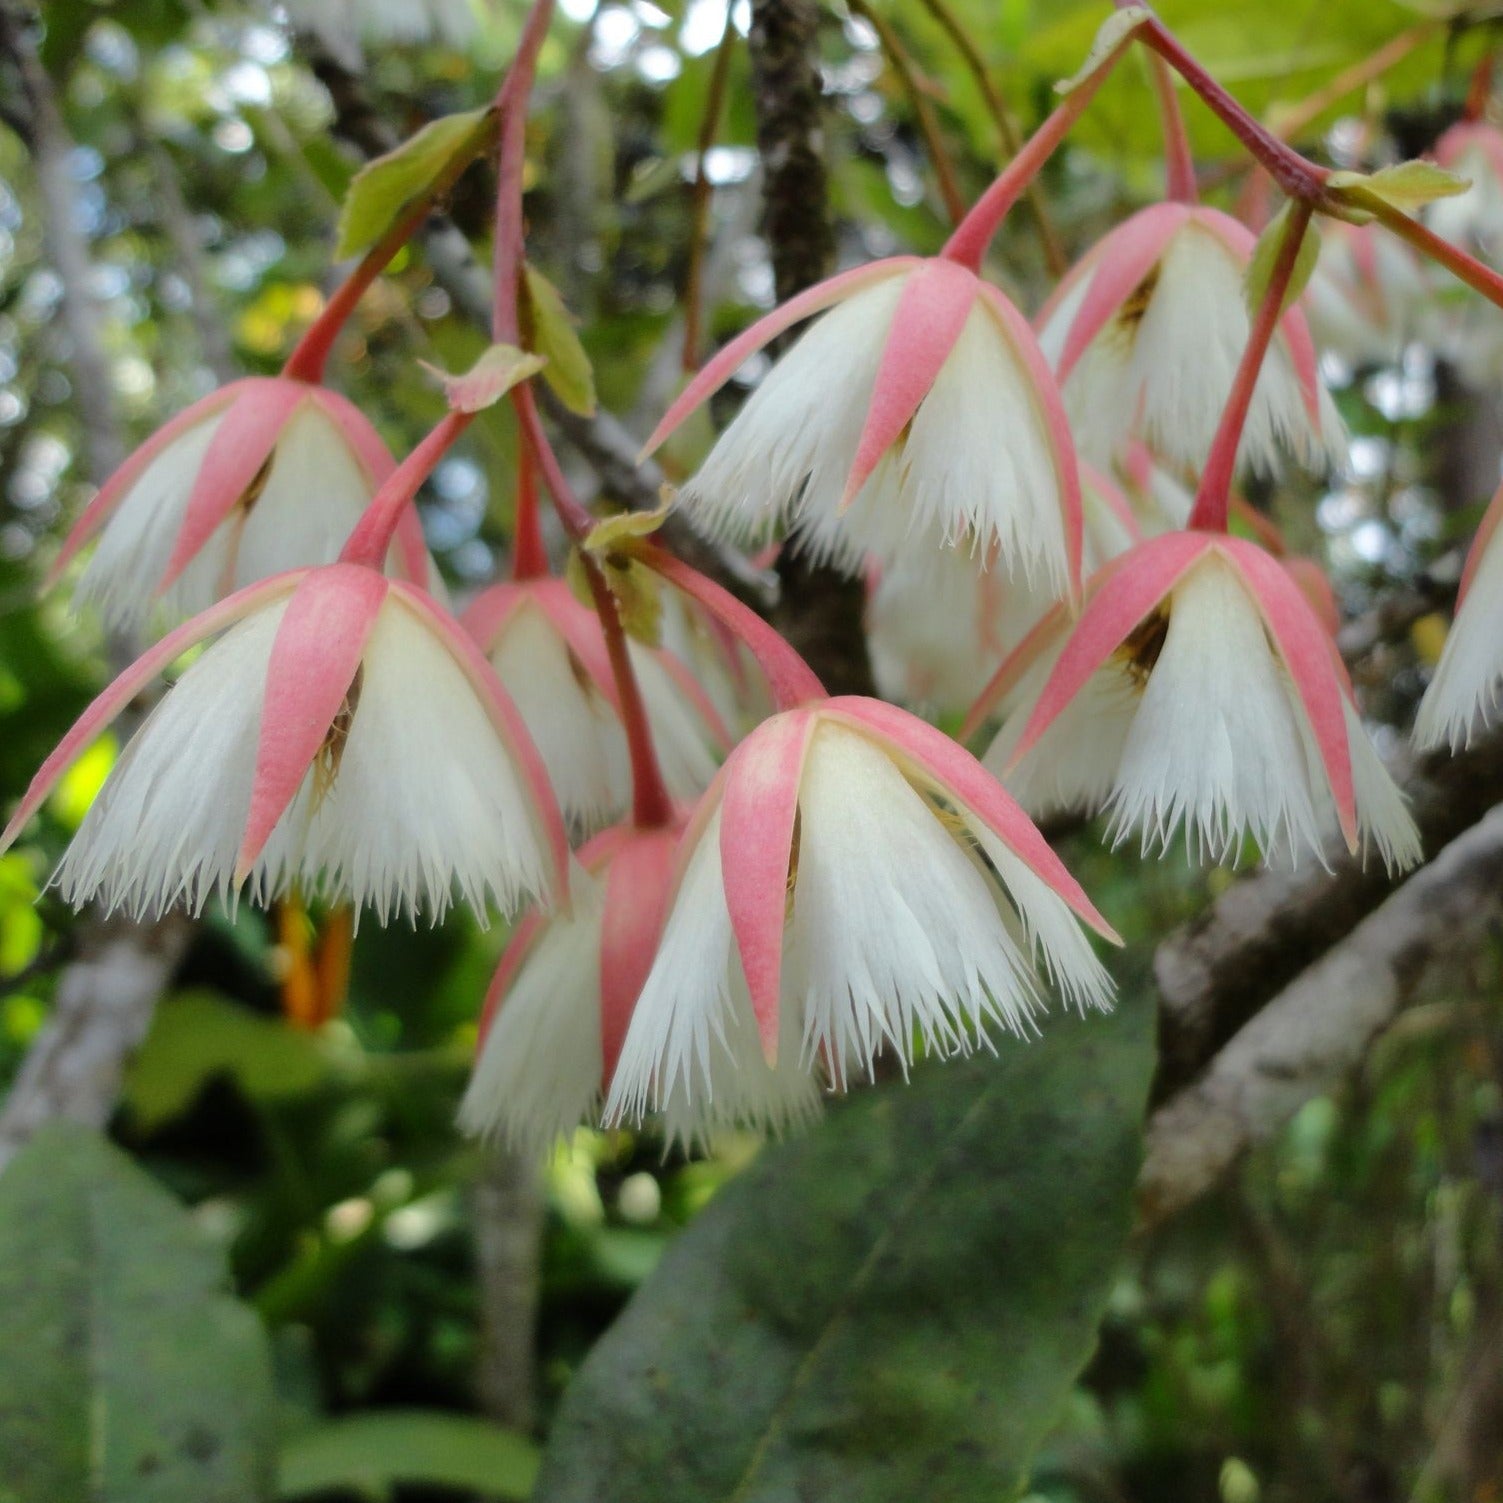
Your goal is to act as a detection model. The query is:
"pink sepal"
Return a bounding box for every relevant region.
[825,696,1117,941]
[960,597,1074,742]
[238,564,390,875]
[720,708,818,1062]
[161,379,307,593]
[978,282,1084,596]
[1218,537,1357,850]
[0,573,302,853]
[598,823,682,1083]
[841,259,977,509]
[459,581,529,653]
[1458,478,1503,607]
[1436,121,1503,183]
[1045,204,1188,383]
[389,582,570,910]
[1010,531,1211,768]
[46,386,242,588]
[640,258,917,459]
[1282,555,1341,638]
[476,906,551,1044]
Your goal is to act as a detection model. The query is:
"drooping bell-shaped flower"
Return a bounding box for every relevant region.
[1304,220,1430,369]
[976,533,1419,869]
[0,563,567,923]
[641,255,1083,593]
[1036,204,1345,474]
[458,818,822,1153]
[1415,477,1503,750]
[461,577,730,830]
[53,377,434,632]
[869,464,1140,713]
[605,697,1116,1129]
[1427,121,1503,251]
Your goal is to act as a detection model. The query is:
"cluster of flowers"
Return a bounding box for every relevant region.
[8,5,1503,1154]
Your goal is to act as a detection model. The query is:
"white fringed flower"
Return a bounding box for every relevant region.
[2,565,566,923]
[980,535,1420,870]
[1305,221,1430,369]
[56,378,434,633]
[606,698,1115,1130]
[460,818,821,1154]
[1415,481,1503,750]
[462,578,730,831]
[1037,204,1345,475]
[1427,122,1503,251]
[870,465,1140,714]
[642,255,1082,592]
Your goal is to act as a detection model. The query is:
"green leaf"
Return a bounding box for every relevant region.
[421,343,547,413]
[1325,161,1471,223]
[1055,5,1151,94]
[0,1122,276,1503]
[531,990,1155,1503]
[124,990,333,1133]
[1245,201,1321,316]
[336,106,492,259]
[522,265,597,416]
[279,1411,539,1501]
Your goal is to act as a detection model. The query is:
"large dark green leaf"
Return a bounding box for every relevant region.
[532,988,1155,1503]
[0,1123,276,1503]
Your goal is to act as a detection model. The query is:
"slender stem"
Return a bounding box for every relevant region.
[912,0,1066,274]
[682,7,739,370]
[848,0,965,225]
[492,0,557,343]
[1465,50,1494,124]
[636,542,826,711]
[941,45,1123,270]
[340,411,473,567]
[510,441,548,580]
[282,109,497,383]
[1140,20,1327,203]
[1188,201,1312,533]
[1149,52,1196,202]
[512,387,675,828]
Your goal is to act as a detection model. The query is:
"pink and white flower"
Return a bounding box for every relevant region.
[0,563,566,922]
[1427,122,1503,251]
[53,377,433,631]
[461,578,731,830]
[869,464,1140,713]
[1037,204,1345,474]
[1305,220,1429,368]
[459,818,821,1152]
[641,256,1083,593]
[604,698,1115,1129]
[1415,478,1503,750]
[976,534,1419,869]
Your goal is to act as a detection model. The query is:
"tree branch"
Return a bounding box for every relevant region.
[1139,801,1503,1229]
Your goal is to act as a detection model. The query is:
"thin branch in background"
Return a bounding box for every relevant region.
[682,6,739,370]
[846,0,966,227]
[911,0,1068,275]
[748,0,875,697]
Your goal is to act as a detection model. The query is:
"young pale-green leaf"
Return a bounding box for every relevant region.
[522,264,597,415]
[531,988,1156,1503]
[421,343,547,413]
[0,1123,277,1503]
[1325,161,1470,224]
[565,546,664,647]
[1056,5,1151,94]
[336,105,492,259]
[1245,202,1322,317]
